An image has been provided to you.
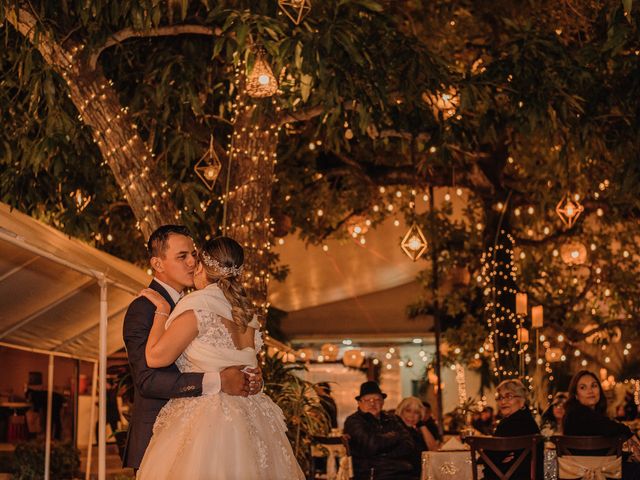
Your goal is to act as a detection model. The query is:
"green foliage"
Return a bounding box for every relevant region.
[12,441,80,480]
[2,0,640,379]
[262,353,330,475]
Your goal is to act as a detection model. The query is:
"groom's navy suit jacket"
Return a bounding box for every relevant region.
[122,280,204,469]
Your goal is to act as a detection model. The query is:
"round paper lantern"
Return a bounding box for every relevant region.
[320,343,339,361]
[560,241,587,266]
[342,349,365,368]
[545,347,563,363]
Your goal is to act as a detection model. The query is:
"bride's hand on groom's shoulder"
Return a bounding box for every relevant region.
[139,288,170,315]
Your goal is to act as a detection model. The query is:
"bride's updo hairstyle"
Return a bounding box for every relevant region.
[198,236,254,331]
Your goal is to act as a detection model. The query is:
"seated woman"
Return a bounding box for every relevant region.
[540,391,568,436]
[484,379,542,480]
[395,397,440,466]
[563,370,640,479]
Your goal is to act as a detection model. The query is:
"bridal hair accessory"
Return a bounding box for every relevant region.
[201,251,243,277]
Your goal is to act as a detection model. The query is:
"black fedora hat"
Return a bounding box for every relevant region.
[355,381,387,401]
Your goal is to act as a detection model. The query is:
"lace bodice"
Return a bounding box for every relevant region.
[175,309,263,373]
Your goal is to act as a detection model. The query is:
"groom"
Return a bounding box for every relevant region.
[122,225,262,470]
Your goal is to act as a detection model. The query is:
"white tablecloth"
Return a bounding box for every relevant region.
[421,450,478,480]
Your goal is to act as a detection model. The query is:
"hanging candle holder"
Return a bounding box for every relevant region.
[194,136,222,190]
[278,0,311,25]
[246,48,278,98]
[401,223,428,261]
[555,193,584,228]
[72,189,92,212]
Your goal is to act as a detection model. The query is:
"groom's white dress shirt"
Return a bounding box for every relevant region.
[153,278,221,395]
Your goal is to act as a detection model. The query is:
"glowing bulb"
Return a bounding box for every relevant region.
[258,74,270,85]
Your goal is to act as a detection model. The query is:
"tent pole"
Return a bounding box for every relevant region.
[85,361,98,480]
[98,277,108,480]
[44,354,54,480]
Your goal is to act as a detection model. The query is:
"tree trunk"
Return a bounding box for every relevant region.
[224,97,278,313]
[7,8,177,239]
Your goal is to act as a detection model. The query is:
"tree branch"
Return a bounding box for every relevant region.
[89,24,220,69]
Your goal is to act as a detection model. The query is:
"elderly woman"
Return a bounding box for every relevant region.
[563,370,640,479]
[485,379,542,480]
[396,397,440,452]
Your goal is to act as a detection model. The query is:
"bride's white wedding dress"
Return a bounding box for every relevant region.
[137,284,304,479]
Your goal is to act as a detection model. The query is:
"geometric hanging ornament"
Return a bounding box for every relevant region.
[555,193,584,229]
[246,48,278,98]
[194,136,222,191]
[278,0,311,25]
[400,223,428,261]
[71,188,91,212]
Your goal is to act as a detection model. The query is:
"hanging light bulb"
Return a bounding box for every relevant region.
[555,193,584,228]
[278,0,311,25]
[246,48,278,98]
[401,223,428,261]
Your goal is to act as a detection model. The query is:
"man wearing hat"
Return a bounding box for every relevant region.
[343,381,419,479]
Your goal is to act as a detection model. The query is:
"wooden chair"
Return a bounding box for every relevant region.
[464,434,543,480]
[551,435,624,479]
[310,435,351,480]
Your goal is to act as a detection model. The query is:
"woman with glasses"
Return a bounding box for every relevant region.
[484,379,542,480]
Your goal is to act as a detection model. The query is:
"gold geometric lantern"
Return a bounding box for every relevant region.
[246,48,278,98]
[560,241,587,266]
[401,223,428,261]
[71,189,91,212]
[555,193,584,228]
[278,0,311,25]
[194,136,222,191]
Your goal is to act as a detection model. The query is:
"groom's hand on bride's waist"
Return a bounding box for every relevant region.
[220,367,250,397]
[243,367,263,396]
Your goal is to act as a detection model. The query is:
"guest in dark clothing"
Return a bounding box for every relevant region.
[563,370,640,479]
[540,392,568,435]
[315,382,338,429]
[473,405,496,435]
[344,382,420,480]
[485,379,542,480]
[421,401,442,442]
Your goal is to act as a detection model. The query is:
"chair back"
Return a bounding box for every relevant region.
[464,434,544,480]
[551,435,623,457]
[551,435,624,480]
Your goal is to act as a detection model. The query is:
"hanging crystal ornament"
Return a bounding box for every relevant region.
[246,48,278,98]
[401,223,428,261]
[278,0,311,25]
[72,189,92,212]
[194,136,222,191]
[555,193,584,228]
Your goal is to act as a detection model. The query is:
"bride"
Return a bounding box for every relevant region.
[136,236,304,479]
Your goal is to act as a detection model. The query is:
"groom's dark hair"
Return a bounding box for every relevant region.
[147,225,191,258]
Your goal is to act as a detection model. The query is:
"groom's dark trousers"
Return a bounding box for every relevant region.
[122,280,204,469]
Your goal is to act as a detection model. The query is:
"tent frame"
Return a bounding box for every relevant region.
[0,227,139,480]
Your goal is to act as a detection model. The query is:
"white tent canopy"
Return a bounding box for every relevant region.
[0,202,150,480]
[270,216,433,340]
[0,202,149,359]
